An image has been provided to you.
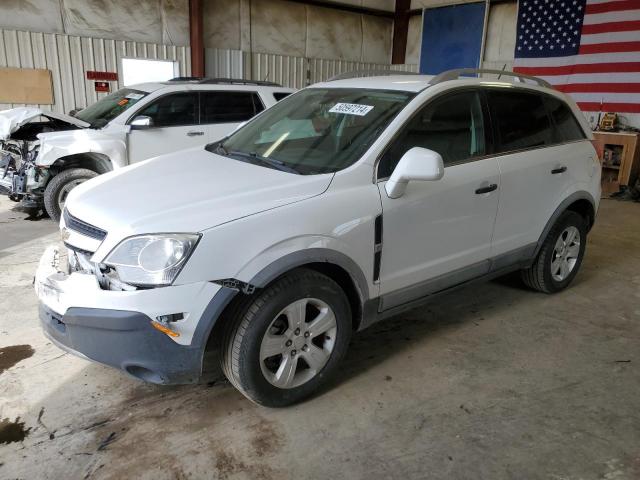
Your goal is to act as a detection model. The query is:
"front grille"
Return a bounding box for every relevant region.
[63,209,107,241]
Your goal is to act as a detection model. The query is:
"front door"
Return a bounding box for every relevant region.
[128,92,203,163]
[377,90,500,310]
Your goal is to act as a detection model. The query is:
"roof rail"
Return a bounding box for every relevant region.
[327,69,418,81]
[167,77,282,87]
[168,76,203,82]
[199,78,281,87]
[430,68,551,88]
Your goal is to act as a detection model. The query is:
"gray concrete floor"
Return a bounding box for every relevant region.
[0,195,639,480]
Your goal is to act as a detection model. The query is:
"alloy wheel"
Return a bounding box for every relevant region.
[259,298,337,389]
[551,225,581,282]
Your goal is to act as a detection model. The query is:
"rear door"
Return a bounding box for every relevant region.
[487,89,582,258]
[200,91,264,143]
[127,92,201,163]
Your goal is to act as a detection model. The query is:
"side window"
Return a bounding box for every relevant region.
[201,92,263,124]
[136,93,197,127]
[545,97,586,143]
[378,91,486,178]
[487,90,554,152]
[273,92,291,101]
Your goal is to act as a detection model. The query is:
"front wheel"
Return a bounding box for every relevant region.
[521,211,587,293]
[221,269,352,407]
[44,168,98,221]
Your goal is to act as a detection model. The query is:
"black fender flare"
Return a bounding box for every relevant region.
[190,248,370,377]
[533,191,596,258]
[248,248,370,301]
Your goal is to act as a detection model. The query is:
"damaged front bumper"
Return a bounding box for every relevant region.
[35,245,228,384]
[0,152,47,205]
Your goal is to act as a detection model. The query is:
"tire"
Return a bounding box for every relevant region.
[521,211,587,293]
[221,268,352,407]
[44,168,97,221]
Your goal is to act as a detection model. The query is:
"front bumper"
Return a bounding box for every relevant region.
[35,245,235,384]
[39,304,203,383]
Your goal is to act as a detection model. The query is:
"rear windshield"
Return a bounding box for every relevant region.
[75,88,149,128]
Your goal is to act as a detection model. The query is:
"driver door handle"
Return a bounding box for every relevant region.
[475,183,498,194]
[187,131,204,137]
[551,166,567,174]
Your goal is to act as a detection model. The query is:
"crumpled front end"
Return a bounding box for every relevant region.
[35,210,227,384]
[0,107,84,207]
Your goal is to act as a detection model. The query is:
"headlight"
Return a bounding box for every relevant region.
[104,233,200,286]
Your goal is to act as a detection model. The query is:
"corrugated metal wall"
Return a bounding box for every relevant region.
[0,27,418,115]
[0,29,191,115]
[206,48,418,89]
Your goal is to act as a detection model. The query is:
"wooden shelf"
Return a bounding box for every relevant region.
[593,132,640,194]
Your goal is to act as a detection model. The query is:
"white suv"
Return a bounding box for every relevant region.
[0,79,293,220]
[35,70,601,407]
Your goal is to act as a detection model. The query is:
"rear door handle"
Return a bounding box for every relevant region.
[475,183,498,194]
[187,131,204,137]
[551,166,567,174]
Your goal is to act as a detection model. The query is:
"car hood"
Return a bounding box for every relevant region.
[65,147,333,236]
[0,107,89,140]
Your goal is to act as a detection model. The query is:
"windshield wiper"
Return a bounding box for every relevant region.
[227,150,300,174]
[215,142,228,155]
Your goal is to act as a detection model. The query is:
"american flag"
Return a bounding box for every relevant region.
[513,0,640,117]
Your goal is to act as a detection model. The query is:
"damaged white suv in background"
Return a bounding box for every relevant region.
[35,70,601,407]
[0,78,293,220]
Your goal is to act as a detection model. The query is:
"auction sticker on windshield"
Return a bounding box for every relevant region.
[329,103,374,116]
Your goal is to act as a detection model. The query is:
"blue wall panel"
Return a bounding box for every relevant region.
[420,3,486,75]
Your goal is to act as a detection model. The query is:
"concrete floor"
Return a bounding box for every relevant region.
[0,195,639,480]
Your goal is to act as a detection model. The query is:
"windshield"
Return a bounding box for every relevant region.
[207,88,414,175]
[75,88,149,128]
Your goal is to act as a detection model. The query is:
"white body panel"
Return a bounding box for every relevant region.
[378,159,501,295]
[128,125,209,164]
[35,74,602,349]
[491,141,599,256]
[37,127,128,169]
[34,83,293,169]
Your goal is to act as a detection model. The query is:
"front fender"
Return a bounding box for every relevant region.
[238,239,371,301]
[36,130,127,169]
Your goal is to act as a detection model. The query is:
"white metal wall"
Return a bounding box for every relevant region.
[0,27,417,116]
[205,49,417,89]
[0,29,191,115]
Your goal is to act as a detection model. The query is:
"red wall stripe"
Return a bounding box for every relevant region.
[585,0,640,15]
[514,62,640,75]
[556,83,640,93]
[581,20,640,34]
[579,41,640,54]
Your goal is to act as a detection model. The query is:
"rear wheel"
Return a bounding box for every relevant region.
[521,211,587,293]
[44,168,97,221]
[221,268,352,407]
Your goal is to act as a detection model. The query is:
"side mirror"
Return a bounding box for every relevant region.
[385,147,444,199]
[130,115,153,129]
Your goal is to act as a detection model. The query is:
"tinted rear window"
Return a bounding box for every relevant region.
[201,92,264,124]
[487,90,554,153]
[274,92,292,101]
[545,97,586,143]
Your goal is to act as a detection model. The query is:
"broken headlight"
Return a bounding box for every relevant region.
[103,234,200,287]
